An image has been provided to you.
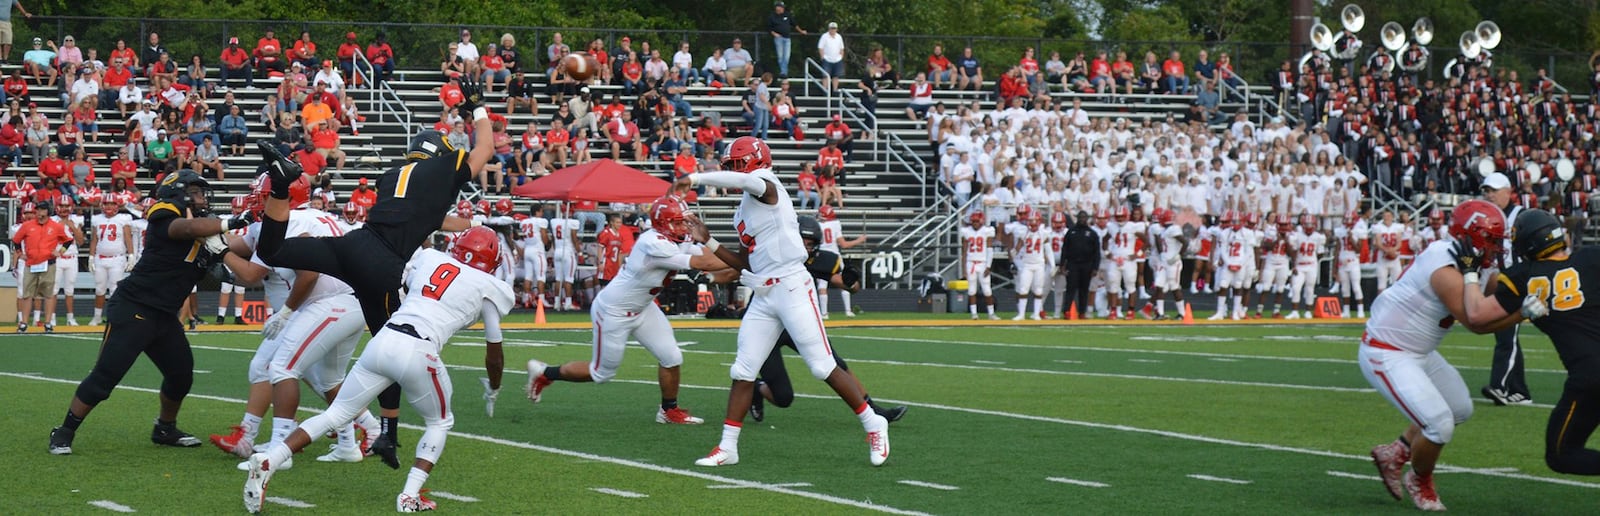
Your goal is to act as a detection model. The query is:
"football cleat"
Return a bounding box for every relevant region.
[1029,312,1042,321]
[988,314,1001,320]
[210,425,255,458]
[1012,313,1026,321]
[88,316,101,326]
[151,420,202,447]
[1403,470,1445,511]
[1481,386,1533,406]
[65,316,79,326]
[242,453,274,514]
[970,313,979,320]
[370,433,401,470]
[525,359,551,403]
[1123,312,1134,321]
[1370,440,1409,501]
[877,405,909,423]
[215,315,225,325]
[353,421,378,456]
[656,407,705,425]
[397,492,438,512]
[257,140,304,187]
[236,456,292,471]
[44,323,53,333]
[1140,304,1156,320]
[480,377,498,418]
[234,316,246,325]
[316,444,364,463]
[1207,311,1227,321]
[751,392,766,423]
[695,446,739,467]
[865,414,890,466]
[1285,312,1301,320]
[49,426,75,455]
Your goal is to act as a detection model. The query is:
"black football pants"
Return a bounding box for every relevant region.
[756,331,851,409]
[1546,378,1600,475]
[1489,325,1530,397]
[74,300,193,407]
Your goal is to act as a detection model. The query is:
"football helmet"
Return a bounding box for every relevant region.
[1221,210,1237,227]
[969,211,986,227]
[231,195,248,215]
[798,215,823,244]
[406,130,456,162]
[1245,212,1260,227]
[1512,209,1567,261]
[494,198,514,216]
[343,202,363,223]
[1449,199,1507,263]
[1276,214,1291,231]
[1027,212,1044,230]
[450,226,502,273]
[1300,214,1317,234]
[455,200,474,219]
[650,195,691,243]
[721,136,772,173]
[818,204,837,221]
[1050,211,1068,230]
[1157,208,1175,225]
[101,198,120,217]
[1114,206,1130,222]
[55,196,74,216]
[475,200,491,215]
[251,172,310,208]
[155,169,210,214]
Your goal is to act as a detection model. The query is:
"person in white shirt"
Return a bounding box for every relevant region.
[959,211,999,319]
[816,22,845,90]
[1255,214,1294,317]
[1373,210,1403,292]
[244,228,514,513]
[1285,214,1327,319]
[671,42,701,84]
[50,199,86,326]
[525,196,723,425]
[87,198,134,326]
[1142,208,1187,319]
[1333,211,1368,318]
[815,205,865,318]
[549,211,581,311]
[1011,212,1053,320]
[518,206,550,307]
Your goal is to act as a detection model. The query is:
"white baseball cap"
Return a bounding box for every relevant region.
[1481,172,1511,191]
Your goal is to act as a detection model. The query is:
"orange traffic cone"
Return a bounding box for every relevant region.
[1182,303,1195,325]
[534,296,548,326]
[1067,302,1078,321]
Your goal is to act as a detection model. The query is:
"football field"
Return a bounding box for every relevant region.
[1,316,1593,514]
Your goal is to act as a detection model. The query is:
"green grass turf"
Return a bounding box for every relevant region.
[0,319,1593,514]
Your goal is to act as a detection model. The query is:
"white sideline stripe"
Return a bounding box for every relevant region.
[709,482,813,489]
[1052,359,1084,364]
[971,360,1005,365]
[1046,477,1109,488]
[426,491,480,502]
[1209,358,1239,362]
[88,500,136,513]
[1128,359,1163,363]
[266,496,316,508]
[896,480,960,491]
[1325,470,1381,481]
[591,487,649,498]
[0,372,927,516]
[1188,474,1252,485]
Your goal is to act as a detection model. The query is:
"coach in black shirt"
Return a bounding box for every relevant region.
[1061,211,1101,318]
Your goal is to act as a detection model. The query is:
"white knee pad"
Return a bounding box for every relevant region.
[413,426,450,465]
[248,339,277,384]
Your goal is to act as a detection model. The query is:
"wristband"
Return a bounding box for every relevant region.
[473,107,489,122]
[705,237,721,253]
[1463,272,1480,285]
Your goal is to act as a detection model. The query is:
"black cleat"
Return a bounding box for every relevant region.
[751,395,765,423]
[16,322,25,333]
[257,140,303,187]
[233,316,246,325]
[187,318,196,331]
[151,420,202,447]
[49,426,75,455]
[43,324,53,334]
[370,433,401,469]
[215,315,225,324]
[876,405,909,423]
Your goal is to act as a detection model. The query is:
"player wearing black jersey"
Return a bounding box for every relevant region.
[1459,209,1600,475]
[252,78,496,467]
[49,170,252,455]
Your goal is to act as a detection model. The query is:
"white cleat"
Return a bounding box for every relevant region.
[1011,313,1026,321]
[988,314,1001,320]
[242,453,275,514]
[866,414,890,466]
[66,316,79,326]
[821,313,830,320]
[844,311,857,318]
[1029,313,1042,321]
[397,492,438,512]
[1207,312,1227,321]
[88,316,101,326]
[695,446,739,467]
[480,377,498,418]
[971,313,979,320]
[525,359,550,403]
[237,456,292,471]
[1231,312,1244,321]
[1403,470,1446,511]
[1285,312,1301,320]
[317,444,364,463]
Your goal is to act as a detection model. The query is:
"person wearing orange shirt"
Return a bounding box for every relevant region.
[437,74,464,107]
[816,139,844,172]
[1089,50,1111,92]
[299,92,333,129]
[290,31,318,70]
[822,114,853,159]
[349,176,376,211]
[12,202,72,332]
[1111,51,1135,96]
[1161,50,1189,94]
[253,30,284,76]
[219,37,254,90]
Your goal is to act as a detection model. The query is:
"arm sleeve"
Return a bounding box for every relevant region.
[1492,273,1524,314]
[691,171,770,193]
[480,299,503,343]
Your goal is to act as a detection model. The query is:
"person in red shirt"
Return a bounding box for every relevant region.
[100,59,133,107]
[822,114,854,160]
[1111,51,1136,96]
[219,37,254,90]
[254,30,285,76]
[595,215,625,284]
[693,116,724,156]
[56,114,81,158]
[481,44,508,93]
[349,176,377,210]
[5,69,30,104]
[310,122,345,171]
[336,31,362,85]
[12,202,72,331]
[1018,47,1040,90]
[437,74,464,107]
[672,147,698,183]
[364,32,395,83]
[170,133,196,170]
[291,31,318,71]
[110,39,138,72]
[109,148,137,184]
[291,145,326,181]
[1161,50,1189,94]
[927,44,953,88]
[620,51,644,95]
[37,146,67,182]
[3,167,35,202]
[795,162,820,209]
[604,112,642,160]
[816,139,845,173]
[545,119,571,168]
[0,116,23,164]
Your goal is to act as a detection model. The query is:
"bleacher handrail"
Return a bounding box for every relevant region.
[352,48,415,134]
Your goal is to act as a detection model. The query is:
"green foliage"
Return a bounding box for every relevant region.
[1100,4,1197,45]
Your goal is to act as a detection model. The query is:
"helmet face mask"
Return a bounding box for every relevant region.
[721,136,772,173]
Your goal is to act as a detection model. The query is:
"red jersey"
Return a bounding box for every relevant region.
[816,147,844,170]
[291,40,317,61]
[439,83,463,107]
[103,66,132,88]
[597,227,624,280]
[254,38,282,61]
[3,178,35,201]
[545,128,570,147]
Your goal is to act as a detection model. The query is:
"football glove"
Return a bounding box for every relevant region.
[1521,294,1550,320]
[1448,234,1483,274]
[840,266,863,292]
[480,377,499,418]
[227,213,254,231]
[456,77,485,121]
[125,257,137,273]
[202,234,229,255]
[262,306,294,340]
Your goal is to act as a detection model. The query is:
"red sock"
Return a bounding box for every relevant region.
[723,419,742,428]
[854,402,870,415]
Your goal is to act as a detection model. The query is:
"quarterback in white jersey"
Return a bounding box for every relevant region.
[1285,216,1327,319]
[1372,211,1404,291]
[1359,200,1515,512]
[959,211,999,319]
[50,199,86,326]
[245,229,514,514]
[549,212,581,310]
[88,198,134,326]
[518,208,550,304]
[677,137,889,468]
[525,196,724,424]
[1334,211,1369,318]
[815,205,865,318]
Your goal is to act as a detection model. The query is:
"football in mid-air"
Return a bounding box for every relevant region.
[561,52,600,81]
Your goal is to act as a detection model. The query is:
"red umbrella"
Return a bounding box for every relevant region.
[511,159,696,203]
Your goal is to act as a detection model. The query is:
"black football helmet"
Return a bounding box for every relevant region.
[405,130,456,162]
[1513,209,1568,261]
[156,169,211,216]
[798,215,822,247]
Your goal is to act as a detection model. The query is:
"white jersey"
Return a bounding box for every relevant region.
[1373,222,1402,260]
[1365,241,1458,353]
[1108,220,1144,258]
[1158,223,1184,263]
[1417,225,1447,249]
[1334,226,1367,263]
[1260,227,1291,266]
[1221,227,1257,267]
[1012,227,1052,267]
[246,208,355,304]
[818,219,844,253]
[595,230,695,313]
[130,218,149,256]
[387,249,514,349]
[959,225,995,263]
[732,168,808,278]
[550,217,579,253]
[1048,227,1069,264]
[1290,230,1327,268]
[519,217,549,252]
[56,214,83,262]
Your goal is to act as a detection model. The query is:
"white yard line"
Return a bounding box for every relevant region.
[266,496,316,508]
[425,491,480,502]
[1187,474,1252,485]
[0,372,927,516]
[896,480,960,491]
[1128,359,1164,363]
[1325,470,1381,481]
[971,360,1005,365]
[1045,477,1109,488]
[87,500,136,513]
[708,482,813,489]
[590,487,649,498]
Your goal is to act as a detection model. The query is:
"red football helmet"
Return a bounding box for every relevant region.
[1221,210,1237,227]
[231,195,248,215]
[251,172,311,208]
[1275,213,1291,231]
[1027,212,1044,230]
[1344,210,1359,227]
[1157,207,1175,225]
[343,202,362,221]
[455,200,474,219]
[1450,199,1508,263]
[1245,212,1260,227]
[475,200,491,215]
[721,136,772,173]
[21,201,34,213]
[101,197,120,217]
[818,204,837,221]
[1300,214,1317,234]
[494,198,514,216]
[55,196,74,215]
[1429,208,1445,227]
[1050,211,1068,230]
[451,226,503,274]
[650,195,691,243]
[969,211,986,227]
[1114,206,1130,222]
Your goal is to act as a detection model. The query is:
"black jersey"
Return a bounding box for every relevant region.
[806,249,843,281]
[1495,246,1600,378]
[365,149,474,255]
[115,202,220,314]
